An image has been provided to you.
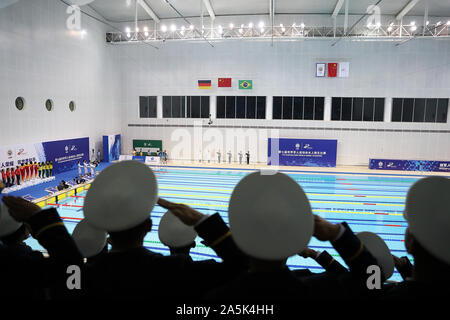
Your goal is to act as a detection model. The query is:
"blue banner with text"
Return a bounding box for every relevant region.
[268,138,337,167]
[370,159,450,172]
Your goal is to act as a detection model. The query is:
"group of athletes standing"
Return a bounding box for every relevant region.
[1,161,54,188]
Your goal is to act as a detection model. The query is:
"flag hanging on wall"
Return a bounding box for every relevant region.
[198,80,212,89]
[218,78,232,87]
[239,80,252,89]
[338,62,350,78]
[316,63,326,77]
[328,63,338,77]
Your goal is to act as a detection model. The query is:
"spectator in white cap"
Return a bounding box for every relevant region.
[82,160,247,299]
[205,171,315,300]
[158,210,197,256]
[381,176,450,300]
[205,171,381,301]
[71,219,107,262]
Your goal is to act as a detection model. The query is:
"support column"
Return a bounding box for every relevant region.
[384,97,392,122]
[266,95,273,120]
[157,96,163,119]
[209,95,216,118]
[324,96,332,121]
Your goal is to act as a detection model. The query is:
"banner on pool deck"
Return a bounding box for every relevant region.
[103,134,121,162]
[0,137,90,174]
[370,159,450,172]
[268,138,338,167]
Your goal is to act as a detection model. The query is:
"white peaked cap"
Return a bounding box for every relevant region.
[357,232,394,280]
[404,176,450,265]
[229,171,314,260]
[0,202,22,238]
[72,219,107,258]
[83,161,158,232]
[158,210,197,248]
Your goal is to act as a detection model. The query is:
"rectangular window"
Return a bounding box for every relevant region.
[162,96,210,118]
[282,97,293,119]
[217,96,225,118]
[332,97,385,122]
[256,96,266,119]
[314,97,324,120]
[374,98,384,121]
[201,96,210,118]
[303,97,315,120]
[293,97,304,120]
[246,96,256,119]
[163,96,172,118]
[392,98,448,123]
[273,96,282,119]
[273,96,323,120]
[425,98,437,122]
[331,98,341,121]
[236,96,246,119]
[413,99,425,122]
[226,96,236,118]
[342,98,353,121]
[191,96,201,118]
[363,98,374,122]
[217,96,266,119]
[140,96,157,118]
[402,98,414,122]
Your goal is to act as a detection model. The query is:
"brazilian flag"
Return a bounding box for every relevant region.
[239,80,253,90]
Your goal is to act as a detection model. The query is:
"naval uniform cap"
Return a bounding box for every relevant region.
[83,160,158,232]
[356,231,394,280]
[0,202,23,238]
[404,176,450,265]
[229,171,314,260]
[158,210,197,248]
[72,219,107,258]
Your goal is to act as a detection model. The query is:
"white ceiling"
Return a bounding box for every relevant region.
[85,0,450,22]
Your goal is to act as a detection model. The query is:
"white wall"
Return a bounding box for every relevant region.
[0,0,121,154]
[118,39,450,165]
[1,1,449,166]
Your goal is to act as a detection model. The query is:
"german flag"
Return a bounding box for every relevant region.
[198,80,212,89]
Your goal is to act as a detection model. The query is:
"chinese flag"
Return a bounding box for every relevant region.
[218,78,232,87]
[328,63,338,77]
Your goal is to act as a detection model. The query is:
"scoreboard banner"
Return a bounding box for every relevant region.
[268,138,338,167]
[0,137,89,174]
[132,139,162,156]
[370,159,450,172]
[103,134,121,162]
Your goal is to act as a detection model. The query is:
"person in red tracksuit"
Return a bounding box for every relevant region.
[6,168,11,187]
[1,169,6,186]
[11,167,16,186]
[15,166,21,186]
[20,164,25,182]
[25,162,30,181]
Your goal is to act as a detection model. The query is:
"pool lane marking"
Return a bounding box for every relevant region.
[158,194,404,207]
[157,201,404,216]
[155,166,428,180]
[159,186,406,199]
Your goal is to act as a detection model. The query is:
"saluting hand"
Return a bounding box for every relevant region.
[157,198,204,226]
[2,196,41,222]
[313,214,341,242]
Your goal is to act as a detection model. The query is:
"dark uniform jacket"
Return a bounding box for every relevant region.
[82,213,248,300]
[0,208,84,299]
[204,222,379,301]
